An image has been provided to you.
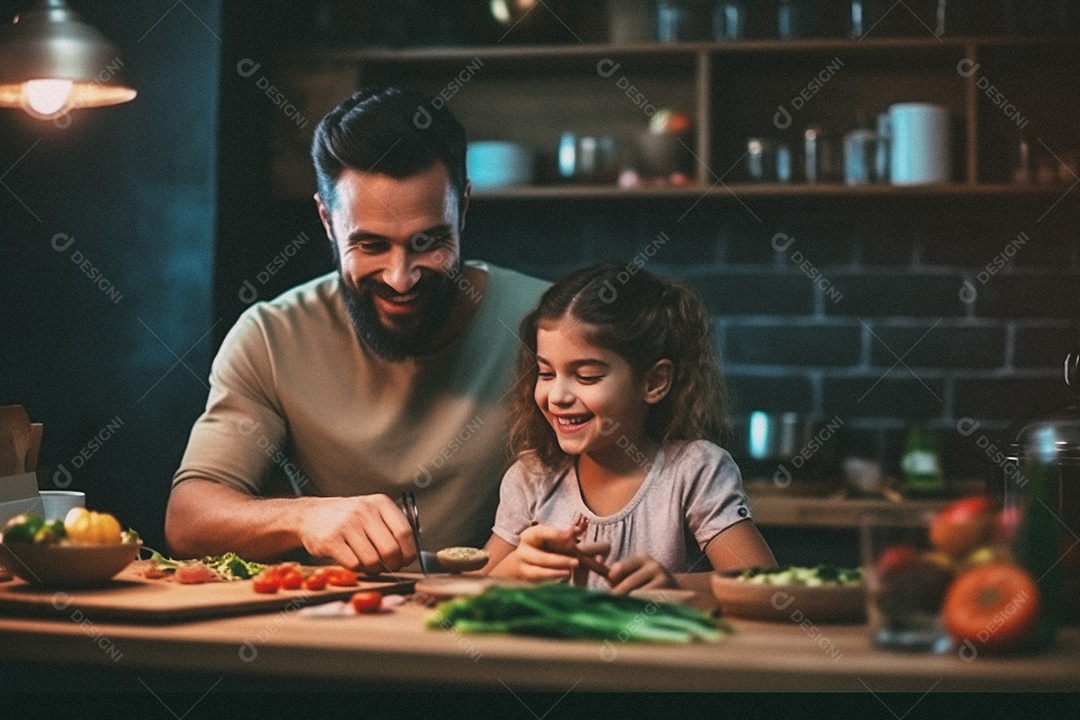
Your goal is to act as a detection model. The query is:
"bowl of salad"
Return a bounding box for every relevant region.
[0,510,141,588]
[711,565,865,624]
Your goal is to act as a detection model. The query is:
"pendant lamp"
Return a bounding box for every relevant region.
[0,0,136,120]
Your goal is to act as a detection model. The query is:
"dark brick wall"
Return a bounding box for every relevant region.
[465,195,1080,486]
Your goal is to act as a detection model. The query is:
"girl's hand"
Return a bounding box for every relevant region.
[494,524,609,584]
[607,554,677,594]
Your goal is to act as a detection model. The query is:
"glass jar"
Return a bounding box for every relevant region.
[657,0,709,42]
[712,0,746,40]
[746,137,774,182]
[777,0,818,38]
[1004,352,1080,646]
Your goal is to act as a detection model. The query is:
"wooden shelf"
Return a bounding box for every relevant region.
[470,183,1071,200]
[272,35,1080,201]
[747,491,954,529]
[284,35,1080,64]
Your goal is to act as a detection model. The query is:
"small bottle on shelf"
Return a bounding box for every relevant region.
[900,422,945,496]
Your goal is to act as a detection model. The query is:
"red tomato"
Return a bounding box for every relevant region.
[304,568,329,591]
[327,567,359,587]
[875,543,921,578]
[279,569,304,590]
[942,562,1040,652]
[252,571,280,594]
[350,591,382,614]
[929,495,995,557]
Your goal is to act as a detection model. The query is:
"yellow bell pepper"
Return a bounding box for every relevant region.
[63,508,122,544]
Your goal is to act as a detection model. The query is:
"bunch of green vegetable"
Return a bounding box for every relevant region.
[148,550,265,581]
[427,583,727,643]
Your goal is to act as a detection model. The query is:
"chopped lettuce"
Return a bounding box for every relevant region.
[148,550,265,581]
[736,564,863,586]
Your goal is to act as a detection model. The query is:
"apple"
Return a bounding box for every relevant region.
[875,543,921,578]
[929,495,995,558]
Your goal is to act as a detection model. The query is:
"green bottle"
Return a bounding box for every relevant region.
[901,422,945,496]
[1015,451,1063,649]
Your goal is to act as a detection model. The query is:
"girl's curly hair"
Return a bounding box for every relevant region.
[508,261,732,471]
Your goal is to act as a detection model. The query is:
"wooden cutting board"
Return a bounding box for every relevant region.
[0,562,418,623]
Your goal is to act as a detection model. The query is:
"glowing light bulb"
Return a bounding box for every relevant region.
[21,79,74,119]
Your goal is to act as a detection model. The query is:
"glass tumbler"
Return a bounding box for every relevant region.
[861,508,953,653]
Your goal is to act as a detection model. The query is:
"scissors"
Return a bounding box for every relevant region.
[400,491,428,575]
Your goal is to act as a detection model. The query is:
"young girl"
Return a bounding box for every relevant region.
[482,262,776,594]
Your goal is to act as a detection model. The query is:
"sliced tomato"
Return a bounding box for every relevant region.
[942,562,1040,652]
[327,567,359,587]
[175,564,219,584]
[252,571,281,594]
[349,591,382,614]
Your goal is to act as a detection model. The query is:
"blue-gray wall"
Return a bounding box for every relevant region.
[0,0,220,551]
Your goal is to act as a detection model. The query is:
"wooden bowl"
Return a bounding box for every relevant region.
[710,573,865,624]
[0,542,140,588]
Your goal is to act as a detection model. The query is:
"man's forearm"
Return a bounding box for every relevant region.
[164,479,317,560]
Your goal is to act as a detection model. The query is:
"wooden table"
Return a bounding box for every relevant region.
[2,595,1078,693]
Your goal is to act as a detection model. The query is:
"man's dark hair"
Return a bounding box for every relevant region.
[311,85,468,219]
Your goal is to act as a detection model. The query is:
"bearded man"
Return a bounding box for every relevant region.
[165,86,547,572]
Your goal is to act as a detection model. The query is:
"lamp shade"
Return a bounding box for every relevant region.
[0,0,136,119]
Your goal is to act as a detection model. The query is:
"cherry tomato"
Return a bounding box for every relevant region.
[942,562,1040,652]
[279,569,304,590]
[929,495,995,557]
[327,567,359,587]
[349,591,382,614]
[304,568,330,591]
[252,571,280,594]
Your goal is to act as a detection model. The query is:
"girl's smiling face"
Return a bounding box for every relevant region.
[534,319,670,466]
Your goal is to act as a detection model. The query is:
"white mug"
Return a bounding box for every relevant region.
[39,490,85,520]
[888,103,951,185]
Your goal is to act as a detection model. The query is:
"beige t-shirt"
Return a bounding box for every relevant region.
[492,440,753,588]
[172,262,549,550]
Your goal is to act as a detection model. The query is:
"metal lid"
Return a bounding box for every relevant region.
[1010,353,1080,463]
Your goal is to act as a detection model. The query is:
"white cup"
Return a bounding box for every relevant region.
[39,490,85,520]
[888,103,951,185]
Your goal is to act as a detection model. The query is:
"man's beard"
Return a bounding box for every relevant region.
[339,267,459,361]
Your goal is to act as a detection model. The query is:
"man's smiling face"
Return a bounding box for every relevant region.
[317,163,464,360]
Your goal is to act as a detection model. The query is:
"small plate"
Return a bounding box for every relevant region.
[414,576,536,602]
[710,573,865,624]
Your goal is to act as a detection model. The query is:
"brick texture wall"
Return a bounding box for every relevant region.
[465,196,1080,487]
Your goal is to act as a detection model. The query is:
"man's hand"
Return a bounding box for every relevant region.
[607,554,677,594]
[297,494,416,574]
